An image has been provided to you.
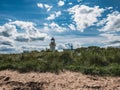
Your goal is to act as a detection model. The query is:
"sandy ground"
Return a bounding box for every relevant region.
[0,70,120,90]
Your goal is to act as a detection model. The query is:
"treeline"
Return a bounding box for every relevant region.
[0,46,120,76]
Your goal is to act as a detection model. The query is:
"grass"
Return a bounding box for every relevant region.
[0,46,120,76]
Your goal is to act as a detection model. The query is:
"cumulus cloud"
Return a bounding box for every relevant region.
[44,4,53,11]
[21,45,46,52]
[9,21,48,42]
[46,11,61,20]
[44,22,66,32]
[37,3,44,8]
[37,3,52,11]
[68,5,104,32]
[0,45,17,53]
[46,14,55,20]
[98,11,120,47]
[68,2,73,5]
[77,0,82,2]
[15,34,29,42]
[57,42,82,50]
[0,23,17,37]
[10,21,35,33]
[57,44,66,50]
[58,1,65,6]
[65,43,81,49]
[99,11,120,32]
[100,33,114,39]
[100,32,120,47]
[0,36,14,46]
[96,18,107,27]
[8,19,12,22]
[57,43,72,50]
[0,20,48,42]
[106,7,113,10]
[109,40,120,45]
[68,24,76,30]
[0,20,49,53]
[55,35,104,50]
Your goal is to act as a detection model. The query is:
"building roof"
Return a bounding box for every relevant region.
[51,37,55,41]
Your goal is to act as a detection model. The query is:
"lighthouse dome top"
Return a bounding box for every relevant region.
[51,37,55,40]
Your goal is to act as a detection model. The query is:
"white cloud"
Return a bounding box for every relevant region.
[10,21,35,32]
[49,22,66,32]
[55,36,105,49]
[100,32,120,47]
[0,36,14,46]
[55,11,61,17]
[98,11,120,47]
[0,20,49,53]
[9,21,48,41]
[68,5,104,32]
[0,23,17,38]
[68,2,72,5]
[8,19,12,22]
[100,33,114,40]
[73,42,82,49]
[46,14,55,20]
[46,11,61,20]
[58,1,65,6]
[0,45,17,54]
[37,3,52,11]
[0,36,18,54]
[15,34,29,42]
[44,22,66,32]
[106,43,120,48]
[77,0,82,2]
[107,7,113,10]
[57,44,66,50]
[57,42,81,50]
[68,24,76,30]
[37,3,44,8]
[99,11,120,32]
[44,4,53,11]
[21,45,46,52]
[96,18,107,27]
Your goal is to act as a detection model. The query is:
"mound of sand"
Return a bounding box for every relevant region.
[0,70,120,90]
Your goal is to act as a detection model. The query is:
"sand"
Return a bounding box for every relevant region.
[0,70,120,90]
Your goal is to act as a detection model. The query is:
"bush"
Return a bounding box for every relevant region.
[60,52,73,65]
[0,46,120,76]
[88,53,109,66]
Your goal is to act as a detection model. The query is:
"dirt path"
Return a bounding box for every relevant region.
[0,70,120,90]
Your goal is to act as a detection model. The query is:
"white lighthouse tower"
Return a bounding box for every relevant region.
[49,37,56,51]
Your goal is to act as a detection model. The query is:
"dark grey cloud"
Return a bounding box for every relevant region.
[15,35,29,42]
[0,31,11,37]
[109,40,120,44]
[0,36,14,46]
[0,46,16,53]
[30,37,44,41]
[0,41,13,46]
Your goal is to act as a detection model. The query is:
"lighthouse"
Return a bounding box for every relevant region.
[49,37,56,51]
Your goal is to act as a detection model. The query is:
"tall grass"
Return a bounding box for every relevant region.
[0,46,120,76]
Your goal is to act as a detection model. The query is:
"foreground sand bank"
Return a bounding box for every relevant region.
[0,70,120,90]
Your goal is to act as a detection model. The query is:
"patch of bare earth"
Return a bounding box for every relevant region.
[0,70,120,90]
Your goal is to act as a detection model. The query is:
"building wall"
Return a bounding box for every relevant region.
[50,45,55,51]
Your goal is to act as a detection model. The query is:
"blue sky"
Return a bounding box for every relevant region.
[0,0,120,53]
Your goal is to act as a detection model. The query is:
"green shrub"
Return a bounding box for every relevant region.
[60,52,73,65]
[0,46,120,76]
[88,53,109,66]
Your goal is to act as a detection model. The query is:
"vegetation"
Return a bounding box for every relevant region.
[0,46,120,76]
